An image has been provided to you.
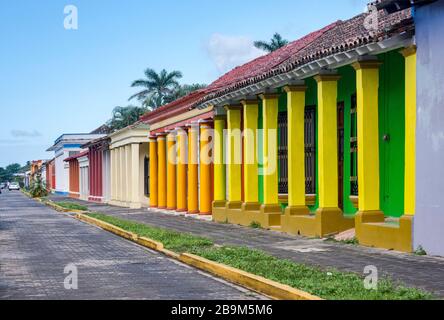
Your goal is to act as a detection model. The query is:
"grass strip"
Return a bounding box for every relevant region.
[55,201,88,211]
[87,213,433,300]
[88,213,213,253]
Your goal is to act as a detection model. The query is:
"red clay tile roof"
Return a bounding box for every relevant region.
[205,22,339,93]
[193,8,413,107]
[139,23,337,125]
[139,89,207,124]
[140,8,413,121]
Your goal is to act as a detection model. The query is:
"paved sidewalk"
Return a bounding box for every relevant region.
[0,192,264,300]
[49,195,444,297]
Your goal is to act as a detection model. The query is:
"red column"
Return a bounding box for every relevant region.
[98,150,103,199]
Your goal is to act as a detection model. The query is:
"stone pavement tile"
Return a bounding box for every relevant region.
[0,192,264,300]
[48,195,444,297]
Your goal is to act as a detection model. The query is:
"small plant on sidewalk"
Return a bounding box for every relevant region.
[249,221,262,229]
[29,174,48,198]
[414,246,427,256]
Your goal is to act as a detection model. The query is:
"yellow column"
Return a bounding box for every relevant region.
[167,131,177,210]
[224,105,242,208]
[259,93,280,208]
[149,136,158,208]
[241,99,259,208]
[314,74,341,210]
[176,127,188,212]
[353,60,383,215]
[401,46,417,216]
[199,120,213,215]
[213,116,226,206]
[187,124,199,214]
[157,133,167,209]
[284,84,309,215]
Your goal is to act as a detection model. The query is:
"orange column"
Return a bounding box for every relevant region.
[166,131,177,210]
[187,123,199,214]
[176,127,188,212]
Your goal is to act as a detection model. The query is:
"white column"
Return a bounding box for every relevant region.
[131,143,140,207]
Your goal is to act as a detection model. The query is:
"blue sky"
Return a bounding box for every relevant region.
[0,0,368,167]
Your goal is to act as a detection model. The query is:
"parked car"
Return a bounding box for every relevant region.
[0,182,6,189]
[8,183,20,191]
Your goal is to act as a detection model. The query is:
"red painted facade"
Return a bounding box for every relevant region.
[88,145,103,202]
[84,137,110,203]
[68,158,80,199]
[65,151,88,199]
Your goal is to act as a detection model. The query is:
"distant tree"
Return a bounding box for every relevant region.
[254,33,289,53]
[19,161,31,173]
[0,167,6,182]
[164,83,207,104]
[129,68,183,109]
[106,105,148,132]
[0,163,22,182]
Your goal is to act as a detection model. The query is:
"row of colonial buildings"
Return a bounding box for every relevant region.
[32,1,444,255]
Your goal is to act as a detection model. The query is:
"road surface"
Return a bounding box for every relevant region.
[0,191,263,300]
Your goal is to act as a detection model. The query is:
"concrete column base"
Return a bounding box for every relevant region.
[250,204,281,229]
[355,212,413,252]
[226,201,243,224]
[212,200,227,222]
[128,202,142,209]
[284,205,310,216]
[282,207,354,237]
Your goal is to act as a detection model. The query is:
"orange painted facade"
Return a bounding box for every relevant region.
[68,159,80,199]
[45,159,56,192]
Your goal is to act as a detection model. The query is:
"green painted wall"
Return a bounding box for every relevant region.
[257,51,405,218]
[378,51,405,217]
[337,65,358,215]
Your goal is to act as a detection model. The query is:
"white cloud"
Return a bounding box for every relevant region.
[205,33,265,74]
[11,129,42,138]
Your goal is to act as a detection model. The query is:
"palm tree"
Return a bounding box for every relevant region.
[164,83,207,104]
[106,105,148,132]
[254,33,289,53]
[129,68,183,109]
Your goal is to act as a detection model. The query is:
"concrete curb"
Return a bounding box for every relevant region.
[179,253,322,300]
[74,213,322,300]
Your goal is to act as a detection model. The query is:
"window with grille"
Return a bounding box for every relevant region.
[277,107,317,195]
[278,112,288,194]
[144,156,150,196]
[305,106,316,194]
[350,94,358,196]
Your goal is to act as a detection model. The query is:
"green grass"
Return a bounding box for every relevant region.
[55,201,88,211]
[88,213,213,253]
[87,213,433,300]
[191,246,431,300]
